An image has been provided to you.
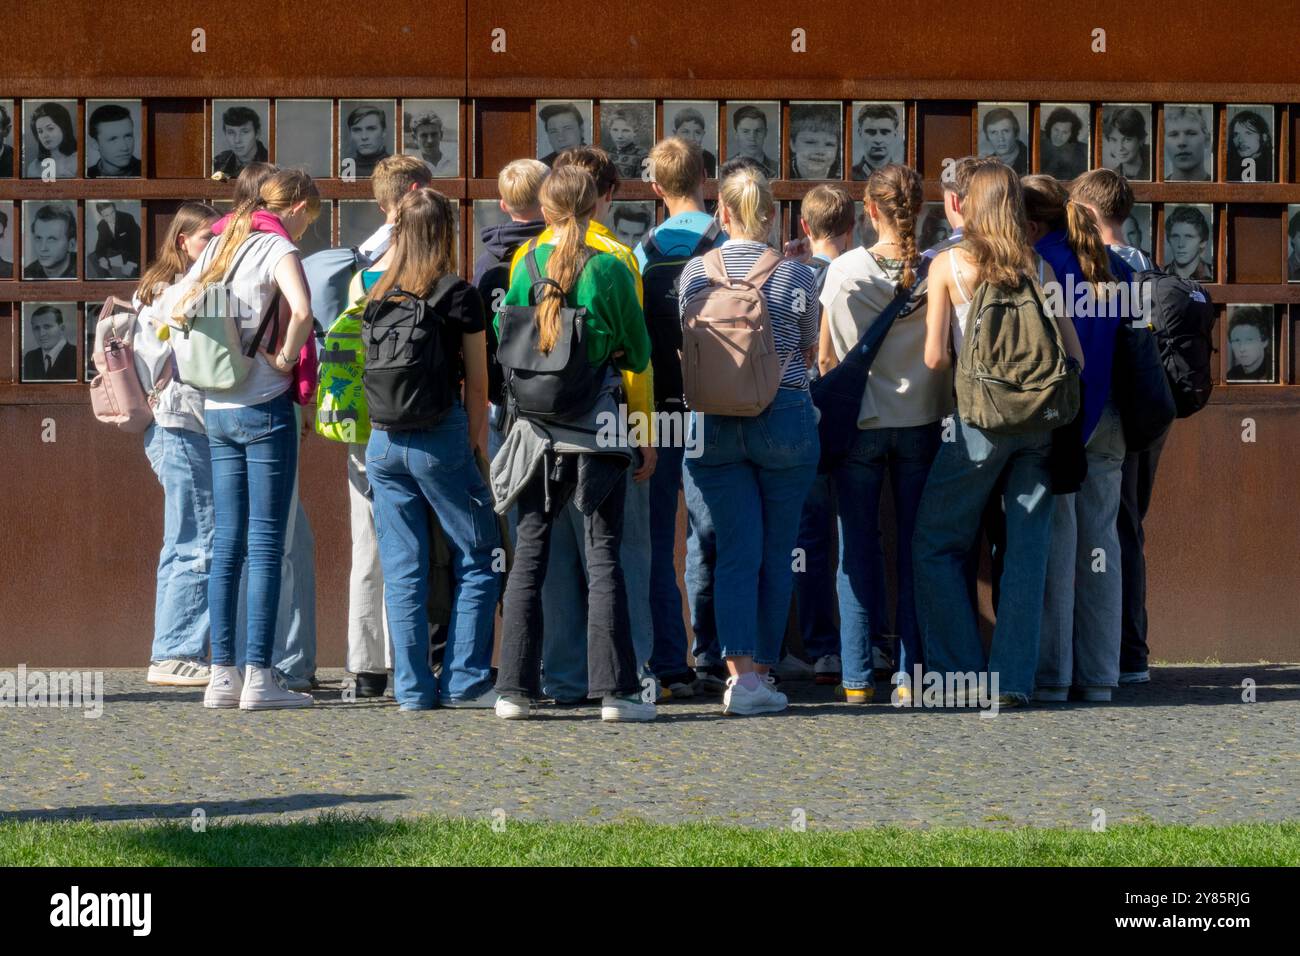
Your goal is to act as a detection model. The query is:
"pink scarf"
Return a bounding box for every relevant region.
[211,210,293,242]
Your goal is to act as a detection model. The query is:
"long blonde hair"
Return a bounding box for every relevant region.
[718,166,775,242]
[368,187,457,302]
[960,163,1035,289]
[1022,174,1115,287]
[136,202,219,306]
[865,163,922,287]
[534,165,597,353]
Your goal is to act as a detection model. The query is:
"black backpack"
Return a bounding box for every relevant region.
[1133,268,1217,418]
[361,275,461,431]
[640,220,720,410]
[496,244,605,421]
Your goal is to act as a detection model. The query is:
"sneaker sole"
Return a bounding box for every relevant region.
[238,699,314,711]
[601,711,657,722]
[149,676,211,687]
[202,698,240,709]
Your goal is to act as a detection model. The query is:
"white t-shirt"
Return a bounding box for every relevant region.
[184,231,299,410]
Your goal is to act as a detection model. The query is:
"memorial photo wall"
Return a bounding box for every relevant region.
[2,96,1298,389]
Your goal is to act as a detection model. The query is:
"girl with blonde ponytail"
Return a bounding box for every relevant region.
[816,163,954,701]
[494,164,656,723]
[1021,173,1132,705]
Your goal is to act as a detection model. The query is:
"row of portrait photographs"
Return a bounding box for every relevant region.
[0,200,141,281]
[534,100,907,181]
[210,99,461,179]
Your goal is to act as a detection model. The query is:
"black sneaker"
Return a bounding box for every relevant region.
[355,672,388,698]
[658,670,699,700]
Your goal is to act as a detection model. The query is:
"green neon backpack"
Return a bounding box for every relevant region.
[315,298,371,444]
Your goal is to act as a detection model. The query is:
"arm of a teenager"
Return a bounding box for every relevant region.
[817,307,839,374]
[271,251,314,366]
[462,330,490,459]
[923,252,955,371]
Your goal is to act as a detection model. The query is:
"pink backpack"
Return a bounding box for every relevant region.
[680,247,792,416]
[88,298,163,433]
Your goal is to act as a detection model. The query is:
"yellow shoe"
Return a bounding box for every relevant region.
[843,686,875,704]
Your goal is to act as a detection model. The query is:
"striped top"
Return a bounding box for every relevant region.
[678,239,819,390]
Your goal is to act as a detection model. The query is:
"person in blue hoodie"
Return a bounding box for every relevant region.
[1022,174,1131,705]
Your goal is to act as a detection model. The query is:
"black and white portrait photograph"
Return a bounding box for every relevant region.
[21,301,78,382]
[339,200,386,250]
[536,100,592,167]
[1226,105,1274,183]
[85,200,142,280]
[788,102,842,181]
[1163,105,1213,182]
[275,99,333,177]
[0,99,14,177]
[1123,203,1153,259]
[918,202,953,251]
[472,199,511,268]
[22,200,79,280]
[339,100,396,179]
[1287,205,1300,282]
[296,200,333,258]
[402,99,459,178]
[23,99,79,179]
[0,202,14,279]
[212,100,269,178]
[850,101,905,181]
[724,101,781,179]
[1161,204,1214,282]
[84,301,104,380]
[977,102,1029,175]
[604,201,655,249]
[1101,103,1153,181]
[1039,103,1090,180]
[599,101,654,182]
[852,201,879,250]
[662,101,719,178]
[1225,305,1275,383]
[85,100,142,178]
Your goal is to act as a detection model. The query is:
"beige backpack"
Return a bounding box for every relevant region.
[681,247,792,416]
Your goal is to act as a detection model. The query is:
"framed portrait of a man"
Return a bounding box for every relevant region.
[276,99,333,177]
[402,99,460,178]
[724,101,780,179]
[977,102,1030,175]
[21,301,79,382]
[1039,103,1090,180]
[604,201,656,249]
[1225,305,1275,383]
[0,201,14,279]
[599,100,654,182]
[85,200,142,280]
[22,200,79,280]
[85,99,142,178]
[339,100,397,179]
[850,101,905,181]
[0,99,14,178]
[1225,105,1274,183]
[788,102,842,181]
[211,99,270,178]
[536,100,592,167]
[1163,105,1214,182]
[1123,203,1153,259]
[1161,204,1214,282]
[662,101,719,178]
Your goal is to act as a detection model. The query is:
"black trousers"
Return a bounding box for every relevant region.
[495,458,639,700]
[1117,428,1168,672]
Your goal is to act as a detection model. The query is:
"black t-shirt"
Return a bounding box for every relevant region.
[362,271,485,396]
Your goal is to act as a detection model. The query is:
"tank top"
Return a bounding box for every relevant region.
[946,248,1045,354]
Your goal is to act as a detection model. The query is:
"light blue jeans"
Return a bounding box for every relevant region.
[682,459,721,667]
[1037,402,1127,691]
[683,388,820,665]
[913,416,1054,698]
[541,470,652,699]
[366,405,500,709]
[143,423,214,664]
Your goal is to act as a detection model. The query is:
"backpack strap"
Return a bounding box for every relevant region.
[742,248,784,289]
[701,247,729,285]
[695,219,722,254]
[523,241,593,305]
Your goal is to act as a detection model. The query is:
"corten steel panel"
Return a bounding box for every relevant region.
[149,100,206,179]
[0,0,466,98]
[473,99,535,180]
[1228,205,1286,284]
[918,102,973,181]
[467,0,1300,100]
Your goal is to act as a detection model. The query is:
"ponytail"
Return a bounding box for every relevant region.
[535,166,598,353]
[718,167,774,242]
[1022,174,1114,288]
[865,163,922,287]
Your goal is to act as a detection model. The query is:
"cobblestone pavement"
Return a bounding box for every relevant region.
[1,664,1296,829]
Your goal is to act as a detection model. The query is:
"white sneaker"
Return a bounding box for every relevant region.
[443,688,499,709]
[1119,670,1150,684]
[773,654,815,681]
[239,666,313,710]
[202,665,243,708]
[494,695,533,720]
[813,654,842,685]
[148,659,211,687]
[723,676,788,716]
[601,693,657,722]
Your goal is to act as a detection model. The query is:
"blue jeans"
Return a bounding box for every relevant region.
[541,467,653,698]
[832,422,941,688]
[648,443,690,677]
[206,392,298,670]
[913,417,1054,697]
[793,473,839,661]
[684,388,820,665]
[366,406,500,709]
[144,423,214,663]
[682,459,720,666]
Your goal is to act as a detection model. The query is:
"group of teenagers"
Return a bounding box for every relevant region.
[132,132,1168,720]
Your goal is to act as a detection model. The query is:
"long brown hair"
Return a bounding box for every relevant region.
[1022,174,1114,286]
[960,163,1035,289]
[178,168,319,316]
[136,202,220,306]
[230,162,279,206]
[367,187,458,302]
[865,163,922,286]
[534,165,597,353]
